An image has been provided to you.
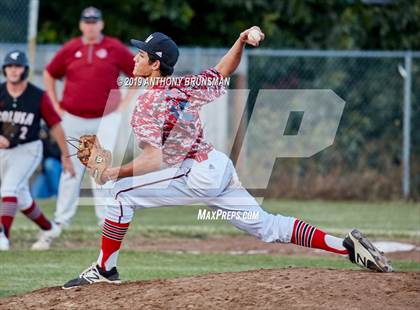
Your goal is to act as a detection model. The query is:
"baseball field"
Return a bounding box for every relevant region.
[0,200,419,309]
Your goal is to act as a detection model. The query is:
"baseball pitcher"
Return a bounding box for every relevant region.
[0,50,74,251]
[63,27,392,288]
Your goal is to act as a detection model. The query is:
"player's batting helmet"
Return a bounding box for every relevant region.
[2,50,30,81]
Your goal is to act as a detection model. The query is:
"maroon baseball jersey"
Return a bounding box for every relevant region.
[131,68,226,166]
[46,36,134,118]
[0,82,61,148]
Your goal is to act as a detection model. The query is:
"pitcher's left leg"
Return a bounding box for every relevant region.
[96,168,193,272]
[63,167,194,288]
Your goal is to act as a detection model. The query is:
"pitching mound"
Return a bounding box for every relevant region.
[1,268,419,310]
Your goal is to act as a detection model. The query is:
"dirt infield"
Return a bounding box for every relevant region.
[123,235,420,261]
[1,268,419,310]
[61,235,420,261]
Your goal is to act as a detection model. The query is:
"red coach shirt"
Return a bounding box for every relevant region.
[41,92,61,128]
[46,36,134,118]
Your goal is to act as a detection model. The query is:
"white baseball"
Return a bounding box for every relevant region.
[247,29,262,43]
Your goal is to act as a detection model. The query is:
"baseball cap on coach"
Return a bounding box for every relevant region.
[131,32,179,75]
[80,6,102,22]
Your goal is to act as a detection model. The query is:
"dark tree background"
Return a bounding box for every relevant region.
[38,0,420,49]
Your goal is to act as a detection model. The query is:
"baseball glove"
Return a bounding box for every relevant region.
[1,122,19,148]
[67,135,112,185]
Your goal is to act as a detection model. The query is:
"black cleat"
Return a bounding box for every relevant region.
[343,229,393,272]
[63,264,121,289]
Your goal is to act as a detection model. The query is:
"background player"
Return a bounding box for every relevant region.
[35,6,136,249]
[63,27,392,288]
[0,50,74,251]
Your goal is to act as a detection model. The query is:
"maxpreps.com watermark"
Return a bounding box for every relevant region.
[117,76,231,88]
[197,209,259,221]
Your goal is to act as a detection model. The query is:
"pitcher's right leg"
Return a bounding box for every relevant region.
[214,186,392,272]
[211,187,349,252]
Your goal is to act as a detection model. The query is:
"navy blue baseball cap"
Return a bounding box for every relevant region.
[2,50,30,80]
[80,6,102,22]
[131,32,179,74]
[3,50,29,68]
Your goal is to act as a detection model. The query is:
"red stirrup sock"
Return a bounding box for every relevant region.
[0,197,18,238]
[291,219,348,255]
[21,200,52,230]
[97,219,130,271]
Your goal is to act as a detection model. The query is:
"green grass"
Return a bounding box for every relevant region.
[9,199,420,244]
[0,249,419,298]
[1,199,419,298]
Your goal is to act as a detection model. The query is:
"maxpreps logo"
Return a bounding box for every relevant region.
[197,209,259,221]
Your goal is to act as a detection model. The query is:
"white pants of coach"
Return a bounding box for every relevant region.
[103,150,295,243]
[55,111,121,226]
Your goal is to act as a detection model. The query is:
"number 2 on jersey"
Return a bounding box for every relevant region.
[19,126,28,140]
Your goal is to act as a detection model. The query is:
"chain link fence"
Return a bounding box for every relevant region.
[0,41,417,201]
[247,50,419,201]
[0,0,29,44]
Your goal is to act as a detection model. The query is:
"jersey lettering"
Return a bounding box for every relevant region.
[0,83,43,147]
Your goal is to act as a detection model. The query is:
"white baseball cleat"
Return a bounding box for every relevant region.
[62,263,121,289]
[31,222,62,250]
[343,229,393,272]
[0,226,10,251]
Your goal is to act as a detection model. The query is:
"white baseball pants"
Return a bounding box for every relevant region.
[102,150,295,243]
[0,140,43,209]
[54,111,121,226]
